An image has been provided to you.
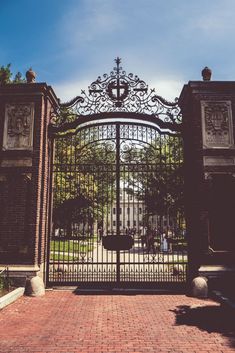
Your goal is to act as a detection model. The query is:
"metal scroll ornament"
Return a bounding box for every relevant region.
[52,58,182,128]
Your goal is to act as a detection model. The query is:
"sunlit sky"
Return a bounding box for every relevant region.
[1,0,235,101]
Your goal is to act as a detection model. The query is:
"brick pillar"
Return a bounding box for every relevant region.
[0,82,59,286]
[179,80,235,287]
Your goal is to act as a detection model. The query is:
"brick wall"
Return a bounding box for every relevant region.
[0,83,59,280]
[179,81,235,279]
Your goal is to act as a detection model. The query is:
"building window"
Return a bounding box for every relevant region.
[133,220,137,226]
[127,207,130,214]
[139,207,142,214]
[113,221,116,226]
[113,207,116,214]
[127,220,130,227]
[120,208,122,214]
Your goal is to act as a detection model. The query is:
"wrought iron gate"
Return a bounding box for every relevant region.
[47,58,187,286]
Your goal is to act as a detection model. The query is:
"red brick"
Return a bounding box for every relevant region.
[0,292,232,353]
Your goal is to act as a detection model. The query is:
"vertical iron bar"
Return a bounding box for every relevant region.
[116,123,121,284]
[46,136,55,285]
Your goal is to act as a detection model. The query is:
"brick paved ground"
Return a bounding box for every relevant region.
[0,290,235,353]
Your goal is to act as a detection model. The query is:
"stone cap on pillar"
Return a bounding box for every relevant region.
[0,82,59,107]
[178,80,235,108]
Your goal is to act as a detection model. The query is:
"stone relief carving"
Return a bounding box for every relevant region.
[203,156,235,166]
[201,101,234,148]
[3,103,34,150]
[204,171,235,180]
[1,158,32,167]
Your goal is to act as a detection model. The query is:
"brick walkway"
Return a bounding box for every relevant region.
[0,290,235,353]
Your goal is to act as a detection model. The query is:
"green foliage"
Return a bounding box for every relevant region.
[51,240,94,253]
[122,134,184,221]
[0,64,12,84]
[12,71,26,83]
[50,240,94,261]
[53,124,184,233]
[50,253,74,261]
[0,273,12,291]
[0,63,26,84]
[53,129,116,233]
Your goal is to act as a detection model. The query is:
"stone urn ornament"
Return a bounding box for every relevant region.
[26,68,36,83]
[201,66,212,81]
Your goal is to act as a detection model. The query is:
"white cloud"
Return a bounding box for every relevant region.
[54,79,91,102]
[61,0,125,46]
[149,79,184,101]
[52,0,235,99]
[186,2,235,37]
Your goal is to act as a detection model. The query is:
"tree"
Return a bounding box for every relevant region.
[0,64,12,84]
[52,122,185,237]
[12,71,26,83]
[121,134,184,231]
[53,128,117,237]
[0,64,26,84]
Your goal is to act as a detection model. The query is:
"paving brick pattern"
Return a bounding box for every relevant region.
[0,291,235,353]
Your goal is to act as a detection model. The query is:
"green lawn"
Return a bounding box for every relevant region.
[50,253,76,261]
[50,240,94,254]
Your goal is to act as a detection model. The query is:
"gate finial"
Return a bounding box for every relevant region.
[115,57,121,65]
[26,68,36,83]
[201,66,212,81]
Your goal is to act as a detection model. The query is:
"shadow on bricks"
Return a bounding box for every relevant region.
[172,304,235,349]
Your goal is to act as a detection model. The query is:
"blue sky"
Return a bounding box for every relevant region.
[1,0,235,101]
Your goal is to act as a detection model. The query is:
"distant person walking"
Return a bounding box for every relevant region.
[160,230,168,252]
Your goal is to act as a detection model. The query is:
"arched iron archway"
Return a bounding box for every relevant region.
[48,58,186,287]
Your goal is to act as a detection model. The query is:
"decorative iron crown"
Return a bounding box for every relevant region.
[52,58,182,129]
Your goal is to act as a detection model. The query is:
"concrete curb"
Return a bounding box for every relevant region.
[0,287,25,310]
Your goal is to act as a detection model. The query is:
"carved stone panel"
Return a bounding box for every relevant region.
[3,103,34,150]
[201,101,234,148]
[1,158,32,167]
[203,156,235,166]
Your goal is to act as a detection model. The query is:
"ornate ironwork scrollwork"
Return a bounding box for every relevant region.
[51,58,182,130]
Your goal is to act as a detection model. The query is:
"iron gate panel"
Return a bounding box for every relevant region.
[48,122,187,285]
